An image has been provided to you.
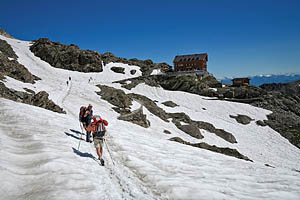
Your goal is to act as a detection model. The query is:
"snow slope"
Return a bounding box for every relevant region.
[1,35,300,200]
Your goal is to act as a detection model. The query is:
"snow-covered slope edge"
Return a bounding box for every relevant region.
[0,35,300,200]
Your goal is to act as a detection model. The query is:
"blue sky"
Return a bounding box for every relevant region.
[1,0,300,78]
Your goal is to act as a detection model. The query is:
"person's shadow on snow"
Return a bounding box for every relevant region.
[70,129,84,135]
[72,147,95,159]
[64,132,85,141]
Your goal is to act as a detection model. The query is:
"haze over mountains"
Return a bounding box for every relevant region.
[220,73,300,86]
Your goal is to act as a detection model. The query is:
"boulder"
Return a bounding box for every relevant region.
[130,69,136,75]
[230,114,253,125]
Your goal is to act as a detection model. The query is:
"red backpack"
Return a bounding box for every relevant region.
[93,116,108,138]
[79,106,86,122]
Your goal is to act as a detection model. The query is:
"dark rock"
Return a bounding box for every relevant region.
[0,45,40,84]
[162,101,178,108]
[115,76,160,90]
[176,124,204,139]
[100,52,172,76]
[0,39,17,59]
[118,106,150,128]
[169,137,251,161]
[163,130,171,134]
[230,114,253,125]
[194,121,237,143]
[111,66,125,74]
[256,120,267,126]
[265,164,275,168]
[23,88,35,94]
[128,93,169,122]
[0,82,65,113]
[130,70,136,75]
[96,85,132,109]
[30,38,103,72]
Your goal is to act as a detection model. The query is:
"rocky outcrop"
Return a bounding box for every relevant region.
[256,120,267,127]
[260,81,300,96]
[100,52,172,76]
[111,66,125,74]
[96,85,237,142]
[96,85,132,109]
[163,130,171,134]
[0,28,15,39]
[30,38,172,75]
[115,76,160,90]
[193,121,237,143]
[0,39,17,59]
[30,38,103,72]
[176,124,204,139]
[128,93,169,122]
[0,39,40,83]
[162,101,178,108]
[118,106,150,128]
[169,137,251,161]
[230,114,253,125]
[0,82,65,113]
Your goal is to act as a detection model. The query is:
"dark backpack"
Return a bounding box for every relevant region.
[79,106,86,122]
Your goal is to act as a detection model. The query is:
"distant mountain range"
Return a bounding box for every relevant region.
[220,73,300,86]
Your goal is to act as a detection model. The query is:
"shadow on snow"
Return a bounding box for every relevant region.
[72,147,95,159]
[70,129,84,135]
[64,132,85,141]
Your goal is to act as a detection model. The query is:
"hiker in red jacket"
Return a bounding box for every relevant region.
[86,115,108,166]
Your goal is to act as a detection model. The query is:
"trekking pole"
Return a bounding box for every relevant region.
[78,122,84,150]
[104,138,115,166]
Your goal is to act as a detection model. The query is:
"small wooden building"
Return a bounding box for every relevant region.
[173,53,208,72]
[232,78,250,86]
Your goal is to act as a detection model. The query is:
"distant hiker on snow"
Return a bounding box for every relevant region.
[79,104,94,142]
[69,76,71,81]
[66,80,69,86]
[86,115,108,165]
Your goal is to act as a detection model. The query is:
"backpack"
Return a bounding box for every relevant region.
[79,106,86,122]
[93,116,107,138]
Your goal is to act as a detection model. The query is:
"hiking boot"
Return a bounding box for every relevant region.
[100,158,104,166]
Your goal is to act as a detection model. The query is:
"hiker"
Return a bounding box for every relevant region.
[79,104,94,142]
[69,76,71,81]
[86,115,108,165]
[66,80,69,86]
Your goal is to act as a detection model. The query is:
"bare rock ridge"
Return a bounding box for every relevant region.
[169,137,252,162]
[29,38,172,75]
[0,36,64,114]
[0,39,40,83]
[117,75,300,149]
[0,83,65,114]
[96,84,237,144]
[30,38,103,72]
[0,28,15,39]
[96,85,247,160]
